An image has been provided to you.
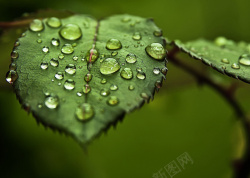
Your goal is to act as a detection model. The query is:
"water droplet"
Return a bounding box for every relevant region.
[110,84,118,91]
[45,95,59,109]
[221,58,229,64]
[128,85,135,90]
[40,62,48,70]
[101,78,107,84]
[153,29,163,37]
[11,50,19,59]
[29,19,44,32]
[59,24,82,40]
[64,79,75,90]
[47,17,62,28]
[21,33,26,37]
[84,73,92,82]
[145,43,166,60]
[134,44,139,48]
[73,55,78,61]
[214,36,227,47]
[65,64,76,75]
[75,103,94,121]
[120,68,133,79]
[100,89,110,96]
[37,33,41,37]
[136,72,146,80]
[37,104,43,108]
[51,38,60,46]
[86,48,99,63]
[58,54,64,59]
[107,96,119,106]
[61,44,74,54]
[72,43,77,47]
[132,32,141,40]
[153,67,160,75]
[111,51,118,56]
[55,72,64,80]
[231,63,240,69]
[126,53,137,63]
[6,70,18,84]
[50,58,59,67]
[136,67,142,72]
[83,84,91,94]
[140,93,149,100]
[9,63,16,70]
[122,17,131,22]
[161,67,168,75]
[155,80,162,89]
[106,39,122,50]
[100,58,121,75]
[42,46,49,53]
[37,39,42,43]
[239,54,250,66]
[14,41,20,47]
[77,92,83,96]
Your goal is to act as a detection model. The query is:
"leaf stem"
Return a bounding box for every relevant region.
[168,47,250,178]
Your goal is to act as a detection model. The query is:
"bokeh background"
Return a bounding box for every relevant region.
[0,0,250,177]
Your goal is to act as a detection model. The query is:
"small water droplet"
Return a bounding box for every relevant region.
[140,93,149,100]
[11,50,19,59]
[136,67,142,72]
[145,43,166,60]
[51,38,60,46]
[132,32,141,40]
[75,103,94,121]
[29,19,44,32]
[161,67,168,75]
[221,58,229,64]
[50,58,59,67]
[55,72,64,80]
[231,63,240,69]
[6,70,18,84]
[84,73,92,82]
[155,80,162,89]
[120,68,133,80]
[21,33,26,37]
[214,36,227,47]
[153,67,160,75]
[9,63,17,70]
[239,54,250,66]
[100,89,110,96]
[40,62,48,70]
[64,79,75,90]
[77,92,83,96]
[107,96,119,106]
[37,104,43,108]
[83,84,91,94]
[153,29,163,37]
[14,41,20,47]
[122,17,131,22]
[47,17,62,28]
[58,54,64,59]
[111,51,118,56]
[101,78,107,84]
[72,43,77,47]
[58,82,62,86]
[59,24,82,40]
[73,55,78,61]
[45,95,59,109]
[136,71,146,80]
[110,84,118,91]
[61,44,74,54]
[65,64,76,75]
[128,85,135,90]
[37,39,42,43]
[106,39,122,50]
[42,46,49,53]
[126,53,137,63]
[86,48,99,63]
[100,58,121,75]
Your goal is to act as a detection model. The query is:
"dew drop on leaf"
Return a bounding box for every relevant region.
[100,58,121,75]
[75,103,94,121]
[11,50,19,59]
[132,32,141,40]
[110,84,118,91]
[231,63,240,69]
[58,54,64,59]
[140,92,149,100]
[126,53,137,63]
[59,24,82,40]
[101,78,107,84]
[83,84,91,94]
[100,89,110,96]
[84,73,92,82]
[136,71,146,80]
[153,30,162,37]
[65,64,76,75]
[40,62,48,70]
[42,46,49,53]
[120,68,133,79]
[107,96,119,106]
[51,38,60,46]
[239,54,250,66]
[6,70,18,84]
[72,55,78,61]
[106,39,122,50]
[29,19,44,32]
[153,67,160,75]
[55,72,64,80]
[128,85,135,90]
[64,79,75,90]
[145,43,166,60]
[85,48,99,63]
[50,58,59,67]
[9,63,17,70]
[47,17,62,28]
[61,44,74,54]
[45,95,59,109]
[221,58,229,64]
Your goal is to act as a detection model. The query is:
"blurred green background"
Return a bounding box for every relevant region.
[0,0,250,177]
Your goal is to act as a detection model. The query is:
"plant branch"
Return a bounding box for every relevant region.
[167,47,250,178]
[0,19,33,29]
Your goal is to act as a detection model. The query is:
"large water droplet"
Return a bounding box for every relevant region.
[50,58,59,67]
[84,73,92,82]
[86,48,99,63]
[100,89,110,96]
[136,72,146,80]
[55,72,64,80]
[65,64,76,75]
[75,103,94,121]
[42,46,49,53]
[110,84,118,91]
[221,58,229,64]
[11,50,19,59]
[231,63,240,69]
[6,70,18,84]
[59,24,82,40]
[45,95,59,109]
[30,19,44,32]
[61,44,74,54]
[51,38,60,46]
[132,32,141,40]
[126,53,137,63]
[107,96,119,106]
[106,39,122,50]
[83,84,91,94]
[239,54,250,66]
[145,43,166,60]
[100,58,121,75]
[120,68,133,79]
[64,79,75,90]
[40,62,48,70]
[47,17,62,28]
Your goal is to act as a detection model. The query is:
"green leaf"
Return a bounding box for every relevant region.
[172,37,250,83]
[7,14,167,145]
